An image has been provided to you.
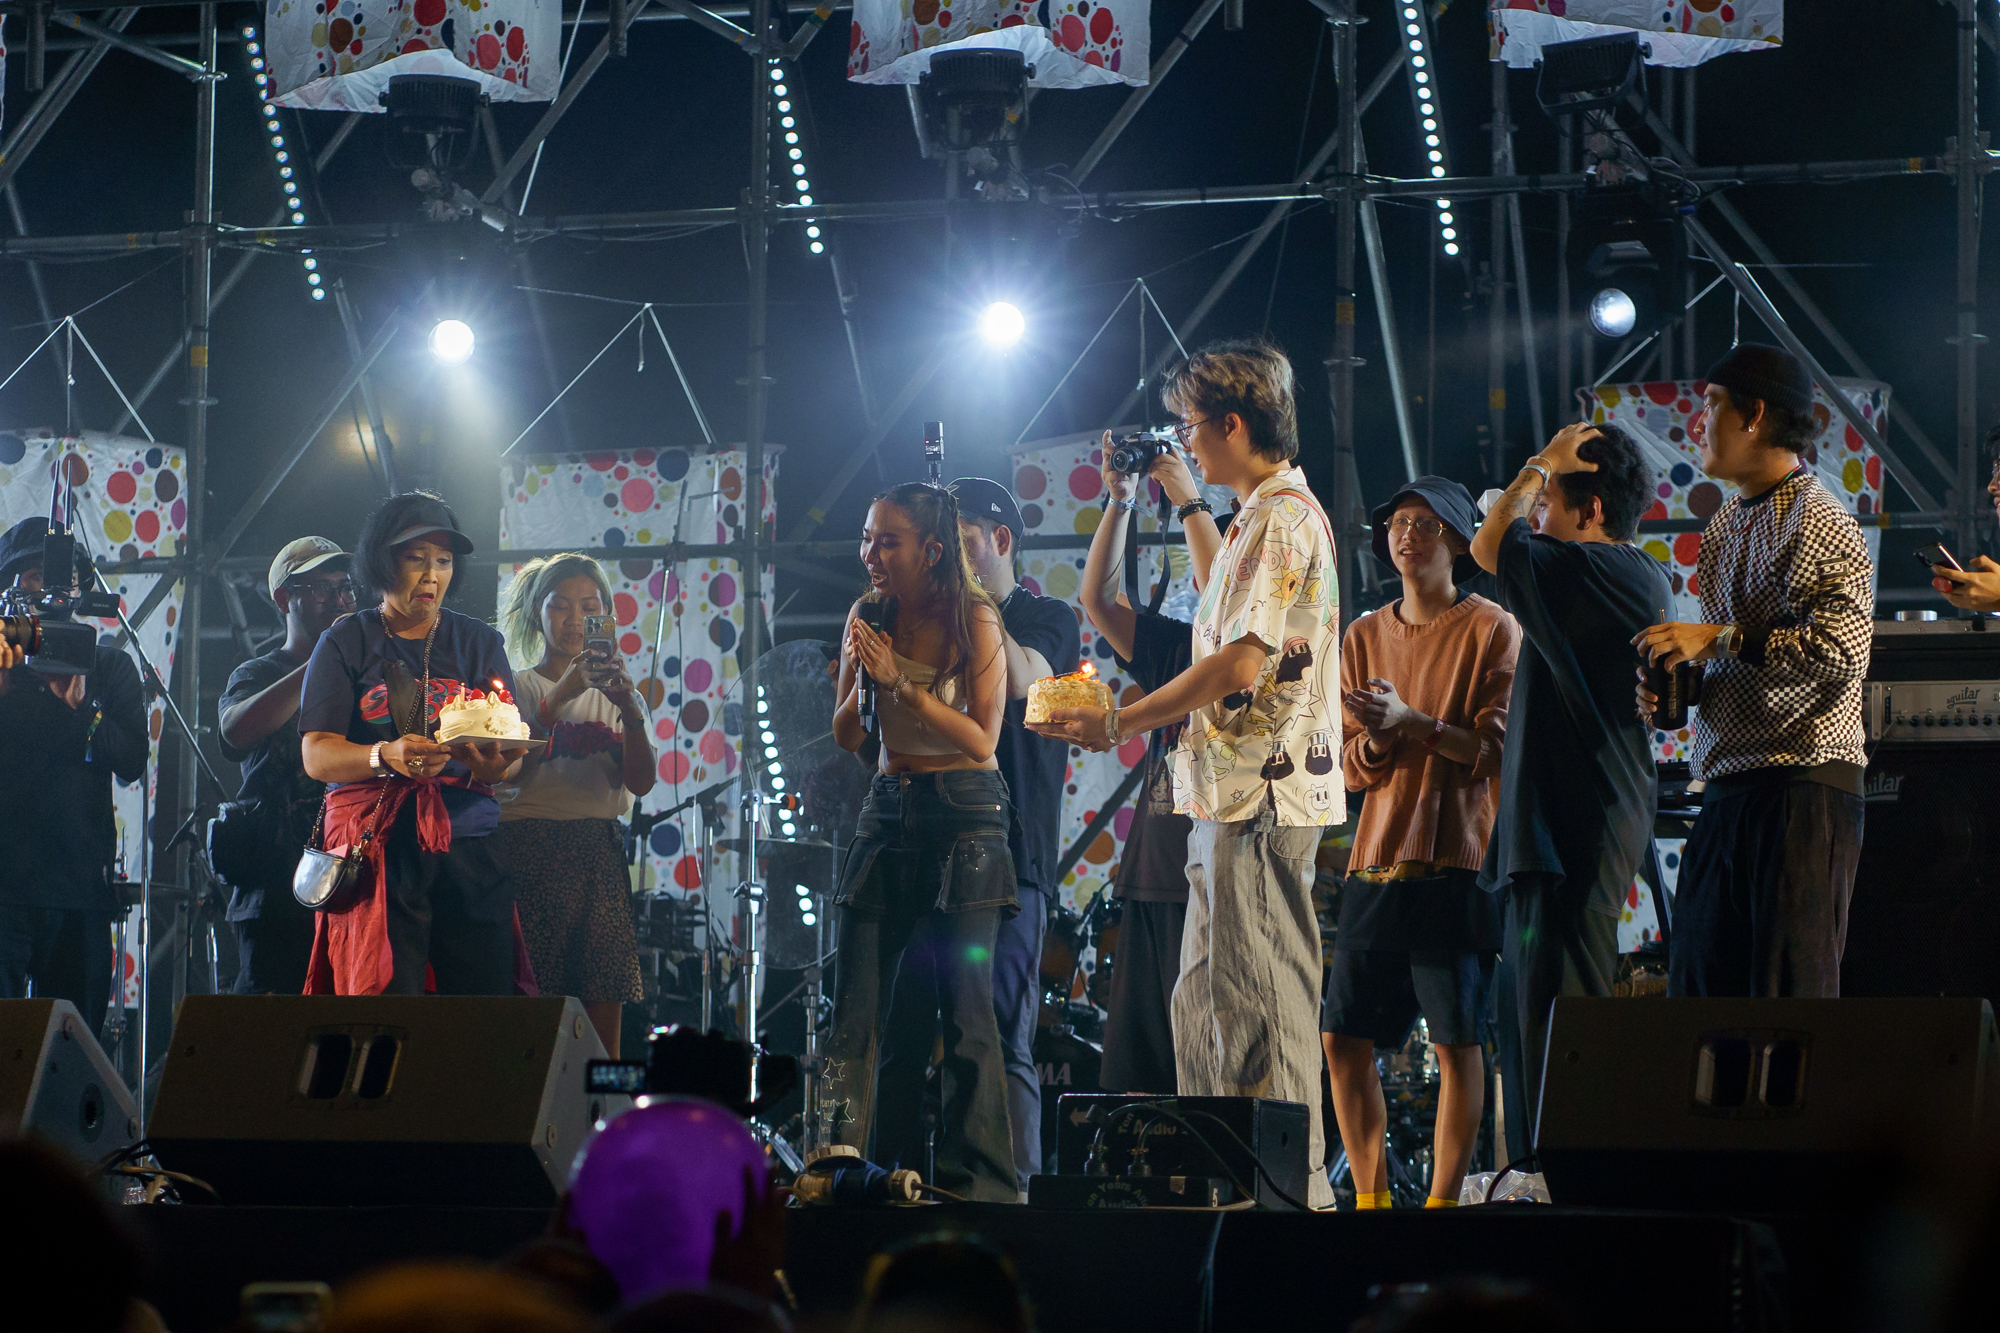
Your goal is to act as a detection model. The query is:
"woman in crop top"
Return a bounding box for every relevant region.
[824,481,1018,1202]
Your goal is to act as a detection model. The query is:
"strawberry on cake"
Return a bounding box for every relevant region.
[436,682,533,744]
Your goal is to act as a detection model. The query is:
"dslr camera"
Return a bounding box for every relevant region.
[0,520,119,677]
[1107,428,1176,476]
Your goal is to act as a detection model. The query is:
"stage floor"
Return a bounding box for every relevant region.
[128,1200,1823,1332]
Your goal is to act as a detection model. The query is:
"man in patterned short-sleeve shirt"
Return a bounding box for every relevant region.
[1636,344,1873,999]
[1030,339,1340,1208]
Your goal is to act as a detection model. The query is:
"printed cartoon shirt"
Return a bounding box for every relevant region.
[1170,467,1344,827]
[499,665,643,822]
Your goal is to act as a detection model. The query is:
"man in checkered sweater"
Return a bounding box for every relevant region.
[1635,344,1873,998]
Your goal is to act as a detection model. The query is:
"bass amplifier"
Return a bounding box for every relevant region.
[0,999,140,1168]
[1035,1094,1309,1210]
[1851,617,2000,998]
[1537,997,1998,1211]
[149,996,623,1206]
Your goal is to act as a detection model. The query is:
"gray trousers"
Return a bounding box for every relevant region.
[1173,805,1332,1208]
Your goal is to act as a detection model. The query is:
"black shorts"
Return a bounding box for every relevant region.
[1320,948,1491,1049]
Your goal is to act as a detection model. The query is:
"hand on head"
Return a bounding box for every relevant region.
[1535,423,1603,475]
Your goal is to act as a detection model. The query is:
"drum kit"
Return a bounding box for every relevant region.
[626,639,868,1164]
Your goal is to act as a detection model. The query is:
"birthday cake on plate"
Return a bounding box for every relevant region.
[436,683,532,743]
[1025,668,1113,724]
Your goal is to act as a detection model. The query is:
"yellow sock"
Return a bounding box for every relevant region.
[1424,1195,1457,1209]
[1354,1190,1393,1210]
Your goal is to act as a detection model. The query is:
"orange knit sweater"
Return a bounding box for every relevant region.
[1340,593,1521,875]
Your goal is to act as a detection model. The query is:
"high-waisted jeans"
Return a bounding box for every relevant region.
[825,769,1019,1202]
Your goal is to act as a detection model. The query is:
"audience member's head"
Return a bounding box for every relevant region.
[319,1263,587,1333]
[565,1098,772,1303]
[1350,1278,1579,1333]
[852,1233,1033,1333]
[606,1286,793,1333]
[1,1136,143,1333]
[1544,422,1653,542]
[494,1237,622,1319]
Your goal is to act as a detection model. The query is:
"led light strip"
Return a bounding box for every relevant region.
[241,24,325,300]
[1400,3,1458,258]
[769,62,824,256]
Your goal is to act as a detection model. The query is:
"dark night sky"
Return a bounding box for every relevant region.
[4,0,1995,666]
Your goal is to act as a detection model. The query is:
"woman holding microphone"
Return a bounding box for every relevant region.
[824,480,1017,1203]
[498,553,656,1056]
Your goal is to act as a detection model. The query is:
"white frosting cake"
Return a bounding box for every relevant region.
[1025,669,1113,724]
[437,685,532,743]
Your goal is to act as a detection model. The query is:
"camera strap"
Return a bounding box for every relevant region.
[1121,493,1174,616]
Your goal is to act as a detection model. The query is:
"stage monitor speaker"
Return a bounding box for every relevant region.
[1537,997,1998,1211]
[0,999,140,1167]
[149,996,625,1207]
[1845,742,2000,1002]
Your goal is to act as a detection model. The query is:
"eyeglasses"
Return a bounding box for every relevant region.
[290,579,357,604]
[1386,515,1449,539]
[1171,417,1214,446]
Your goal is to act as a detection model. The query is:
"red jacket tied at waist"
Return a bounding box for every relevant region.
[303,775,537,996]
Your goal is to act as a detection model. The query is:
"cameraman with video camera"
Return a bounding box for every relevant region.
[0,517,147,1032]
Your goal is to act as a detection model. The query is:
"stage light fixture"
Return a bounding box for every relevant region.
[1401,3,1456,258]
[912,49,1029,158]
[1573,207,1686,341]
[383,74,482,173]
[429,319,475,363]
[247,26,323,304]
[978,301,1026,349]
[1589,287,1637,338]
[1535,31,1646,121]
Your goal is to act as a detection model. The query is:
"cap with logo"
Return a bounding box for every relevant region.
[947,477,1024,541]
[268,537,351,600]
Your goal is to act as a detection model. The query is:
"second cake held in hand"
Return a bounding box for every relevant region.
[1025,665,1113,724]
[436,682,532,743]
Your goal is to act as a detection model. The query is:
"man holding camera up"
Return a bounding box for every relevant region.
[214,538,356,995]
[0,517,148,1032]
[1033,339,1342,1208]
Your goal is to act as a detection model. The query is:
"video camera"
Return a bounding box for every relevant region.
[1107,428,1176,476]
[585,1024,799,1120]
[0,504,119,677]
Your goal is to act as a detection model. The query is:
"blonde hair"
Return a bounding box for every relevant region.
[1160,337,1301,463]
[500,553,613,665]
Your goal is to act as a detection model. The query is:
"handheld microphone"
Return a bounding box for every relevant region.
[855,597,897,730]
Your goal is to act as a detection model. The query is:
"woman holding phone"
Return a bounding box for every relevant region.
[499,553,656,1054]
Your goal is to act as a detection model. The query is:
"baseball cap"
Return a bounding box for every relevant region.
[268,536,351,600]
[1370,475,1484,584]
[0,516,49,582]
[1704,342,1813,419]
[947,477,1024,541]
[385,494,476,557]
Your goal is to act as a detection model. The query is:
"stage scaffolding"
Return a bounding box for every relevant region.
[0,0,1990,1093]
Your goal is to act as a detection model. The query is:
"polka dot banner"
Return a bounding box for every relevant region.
[265,0,558,113]
[0,430,189,1007]
[1582,376,1890,949]
[500,446,779,902]
[1014,428,1233,914]
[1491,1,1783,69]
[846,0,1148,89]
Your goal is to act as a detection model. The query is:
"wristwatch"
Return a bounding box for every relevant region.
[1715,623,1742,660]
[368,741,388,778]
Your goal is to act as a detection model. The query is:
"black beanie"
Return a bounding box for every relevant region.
[1704,342,1813,419]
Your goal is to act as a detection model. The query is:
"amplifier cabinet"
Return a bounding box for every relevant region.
[1849,743,2000,1001]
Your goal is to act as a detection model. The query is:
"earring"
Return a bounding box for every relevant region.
[927,544,942,564]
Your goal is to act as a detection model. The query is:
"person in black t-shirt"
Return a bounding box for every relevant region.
[1078,445,1222,1094]
[1470,422,1668,1162]
[0,517,148,1035]
[874,476,1082,1193]
[216,537,357,994]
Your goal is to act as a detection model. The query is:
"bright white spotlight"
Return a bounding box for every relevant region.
[978,301,1025,349]
[429,319,475,362]
[1589,288,1638,338]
